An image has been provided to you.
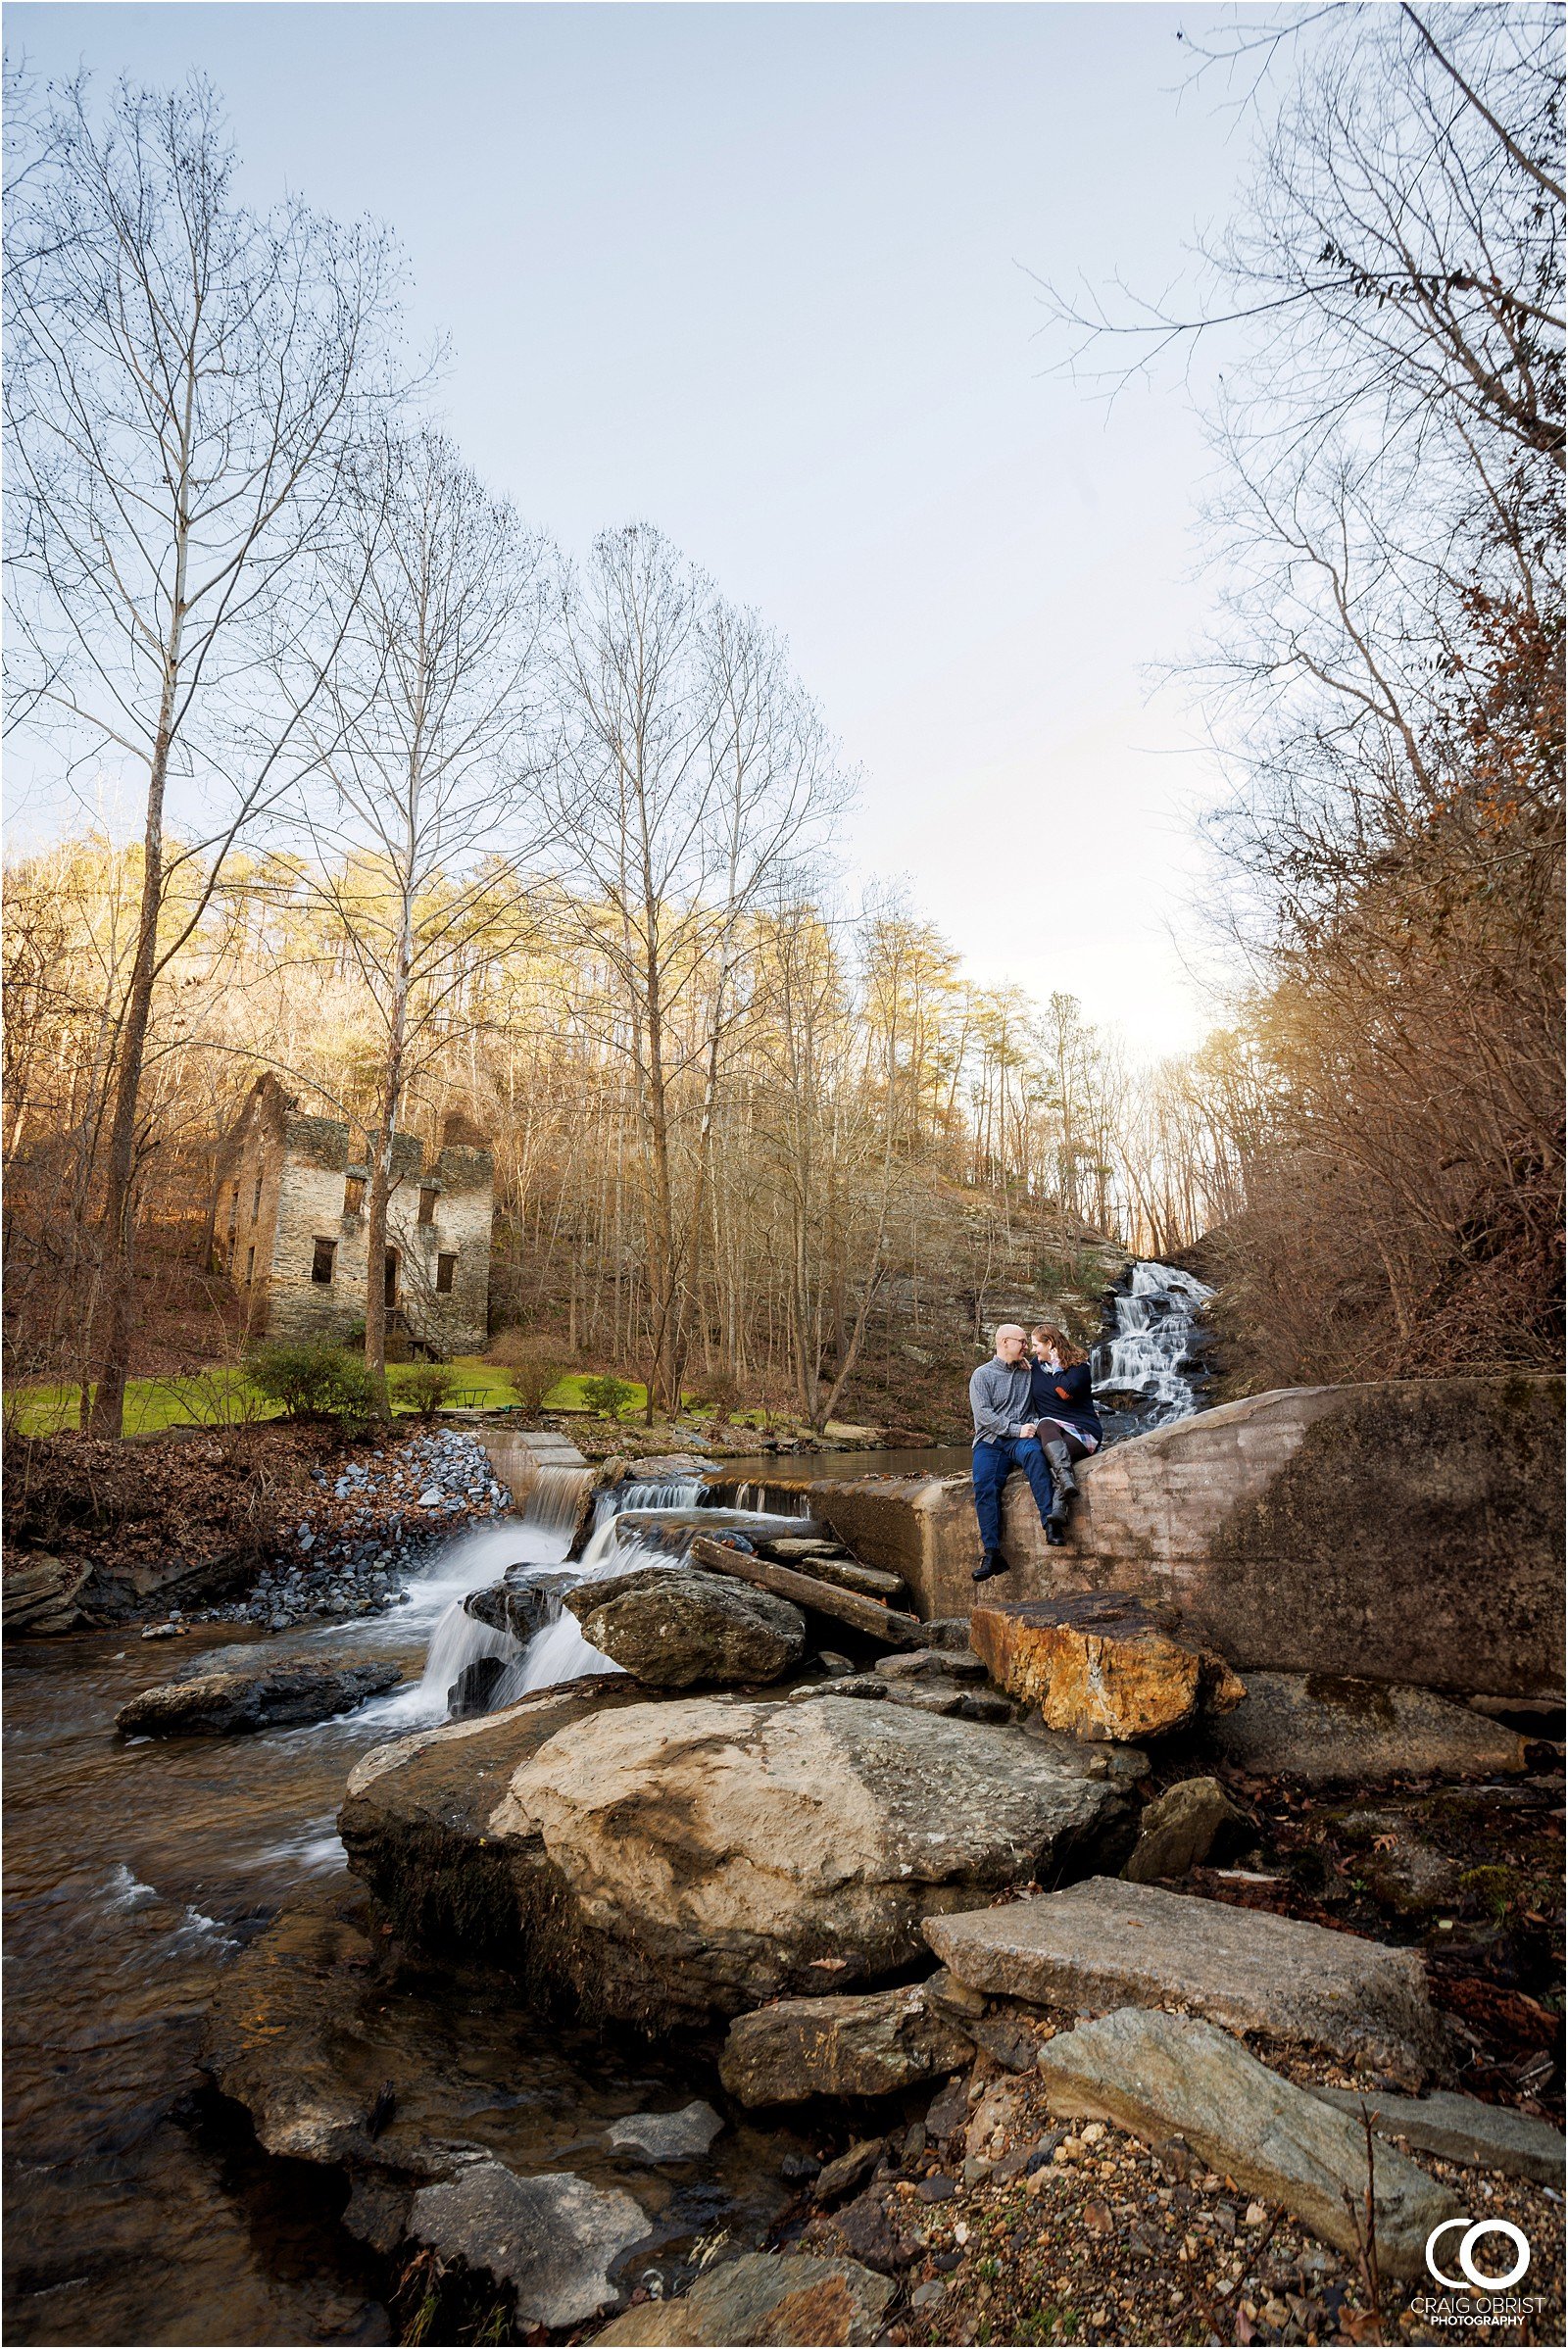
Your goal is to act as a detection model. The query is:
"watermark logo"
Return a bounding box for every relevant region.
[1424,2218,1532,2293]
[1410,2216,1544,2328]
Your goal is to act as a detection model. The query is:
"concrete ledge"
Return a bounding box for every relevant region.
[808,1377,1563,1697]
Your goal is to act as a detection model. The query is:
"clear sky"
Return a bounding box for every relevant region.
[9,2,1254,1056]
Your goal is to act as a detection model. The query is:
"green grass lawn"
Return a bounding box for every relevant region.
[7,1356,569,1437]
[2,1358,710,1438]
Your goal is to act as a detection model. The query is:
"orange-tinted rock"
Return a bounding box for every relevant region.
[969,1593,1245,1741]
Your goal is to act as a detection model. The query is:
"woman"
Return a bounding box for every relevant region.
[1026,1323,1102,1544]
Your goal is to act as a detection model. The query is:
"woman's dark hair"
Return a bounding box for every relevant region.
[1032,1322,1087,1368]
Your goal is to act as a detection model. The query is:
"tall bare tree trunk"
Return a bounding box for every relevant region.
[89,646,181,1437]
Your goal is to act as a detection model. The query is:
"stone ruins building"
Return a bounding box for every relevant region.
[211,1076,494,1357]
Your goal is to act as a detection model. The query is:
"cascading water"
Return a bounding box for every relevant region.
[726,1480,810,1518]
[589,1476,704,1531]
[524,1463,597,1534]
[354,1465,597,1731]
[1092,1259,1215,1438]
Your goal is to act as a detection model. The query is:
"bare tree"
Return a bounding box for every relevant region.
[1040,3,1563,1374]
[278,428,551,1411]
[3,73,408,1434]
[548,525,848,1414]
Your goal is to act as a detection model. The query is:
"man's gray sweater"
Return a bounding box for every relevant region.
[968,1357,1034,1446]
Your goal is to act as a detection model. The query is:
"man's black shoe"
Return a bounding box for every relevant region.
[971,1549,1011,1583]
[1045,1520,1068,1546]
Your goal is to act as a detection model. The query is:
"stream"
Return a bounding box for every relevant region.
[3,1267,1218,2342]
[1,1481,811,2348]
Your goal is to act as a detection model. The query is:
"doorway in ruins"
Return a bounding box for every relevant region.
[384,1249,399,1308]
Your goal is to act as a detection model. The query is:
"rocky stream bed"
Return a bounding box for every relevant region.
[4,1432,1564,2349]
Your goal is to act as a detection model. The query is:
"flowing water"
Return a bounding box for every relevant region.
[1,1476,808,2347]
[1091,1258,1215,1436]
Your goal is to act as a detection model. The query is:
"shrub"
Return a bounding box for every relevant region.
[486,1328,570,1417]
[507,1359,565,1417]
[398,1363,456,1418]
[580,1373,637,1421]
[247,1340,374,1424]
[689,1368,740,1424]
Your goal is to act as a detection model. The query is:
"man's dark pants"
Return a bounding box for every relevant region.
[971,1437,1055,1554]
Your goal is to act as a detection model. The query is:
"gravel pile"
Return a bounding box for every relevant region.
[797,2031,1564,2347]
[188,1428,511,1634]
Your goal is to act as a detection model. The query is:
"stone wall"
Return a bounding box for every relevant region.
[213,1080,494,1356]
[804,1376,1564,1699]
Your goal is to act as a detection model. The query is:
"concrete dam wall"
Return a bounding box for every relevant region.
[788,1375,1563,1699]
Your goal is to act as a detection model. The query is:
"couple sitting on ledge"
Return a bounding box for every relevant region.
[967,1322,1102,1584]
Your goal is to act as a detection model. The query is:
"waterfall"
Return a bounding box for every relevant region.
[1092,1259,1214,1434]
[727,1480,809,1518]
[523,1464,595,1534]
[413,1596,517,1713]
[589,1476,705,1531]
[486,1516,667,1703]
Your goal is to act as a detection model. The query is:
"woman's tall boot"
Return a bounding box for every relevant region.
[1042,1438,1078,1527]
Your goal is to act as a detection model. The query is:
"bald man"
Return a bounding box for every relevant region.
[967,1323,1056,1583]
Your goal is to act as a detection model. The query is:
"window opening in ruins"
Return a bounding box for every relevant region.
[227,1184,239,1238]
[245,1245,255,1284]
[436,1251,457,1295]
[384,1249,399,1306]
[344,1176,366,1215]
[312,1238,336,1285]
[251,1175,263,1222]
[417,1185,437,1225]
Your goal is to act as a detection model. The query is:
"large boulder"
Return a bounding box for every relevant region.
[489,1695,1133,2023]
[339,1677,647,1950]
[564,1567,807,1688]
[719,1980,974,2105]
[969,1594,1245,1741]
[408,2164,651,2329]
[593,2252,895,2346]
[1202,1672,1529,1786]
[116,1652,400,1736]
[1036,2008,1459,2277]
[924,1875,1445,2079]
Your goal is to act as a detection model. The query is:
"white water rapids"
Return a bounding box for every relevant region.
[1092,1258,1214,1427]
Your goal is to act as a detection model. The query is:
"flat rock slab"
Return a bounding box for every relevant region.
[117,1655,400,1737]
[1309,2085,1567,2184]
[876,1649,989,1684]
[1019,1719,1150,1788]
[1037,2007,1460,2277]
[593,2251,895,2345]
[493,1694,1131,2020]
[565,1566,807,1688]
[606,2100,724,2161]
[969,1594,1246,1741]
[1204,1672,1529,1786]
[409,2163,651,2328]
[719,1981,975,2105]
[924,1875,1445,2078]
[200,1878,390,2166]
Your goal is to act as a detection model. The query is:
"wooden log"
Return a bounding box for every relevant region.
[760,1545,908,1604]
[690,1536,926,1648]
